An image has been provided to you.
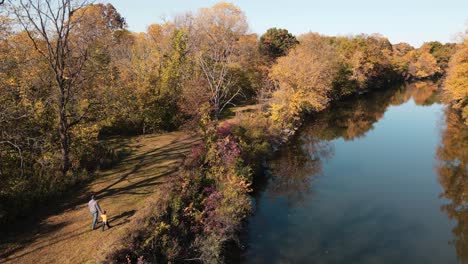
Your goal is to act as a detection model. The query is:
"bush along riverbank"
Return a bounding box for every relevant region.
[107,112,265,263]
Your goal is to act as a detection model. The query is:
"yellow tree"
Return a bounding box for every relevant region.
[444,40,468,124]
[269,33,339,128]
[10,0,126,176]
[10,0,95,176]
[0,27,60,223]
[347,34,394,88]
[391,42,414,76]
[407,50,442,79]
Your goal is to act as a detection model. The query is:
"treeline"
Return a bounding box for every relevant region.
[0,0,465,262]
[268,33,457,132]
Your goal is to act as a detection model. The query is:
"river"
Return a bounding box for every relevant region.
[242,81,468,264]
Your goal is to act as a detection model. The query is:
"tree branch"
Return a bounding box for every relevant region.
[0,140,24,177]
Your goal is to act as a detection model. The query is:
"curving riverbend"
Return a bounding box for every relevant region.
[242,82,468,264]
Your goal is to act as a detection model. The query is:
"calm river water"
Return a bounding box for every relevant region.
[242,82,468,264]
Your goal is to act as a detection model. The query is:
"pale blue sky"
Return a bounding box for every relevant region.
[106,0,467,47]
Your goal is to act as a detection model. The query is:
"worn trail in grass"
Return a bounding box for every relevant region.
[0,131,199,264]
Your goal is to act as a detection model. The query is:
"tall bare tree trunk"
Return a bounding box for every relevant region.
[58,84,70,176]
[11,0,92,177]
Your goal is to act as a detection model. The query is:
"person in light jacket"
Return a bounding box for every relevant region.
[88,194,102,230]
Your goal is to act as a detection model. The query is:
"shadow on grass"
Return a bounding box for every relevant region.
[0,221,69,261]
[0,209,137,262]
[108,209,136,228]
[95,136,199,198]
[0,134,198,262]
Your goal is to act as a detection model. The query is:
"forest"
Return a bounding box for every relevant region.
[0,1,467,263]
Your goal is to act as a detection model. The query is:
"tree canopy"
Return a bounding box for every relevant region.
[259,27,298,60]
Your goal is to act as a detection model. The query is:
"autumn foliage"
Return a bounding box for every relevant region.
[444,40,468,124]
[0,0,465,262]
[268,33,400,131]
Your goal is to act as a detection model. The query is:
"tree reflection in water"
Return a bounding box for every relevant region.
[390,80,440,107]
[267,132,333,205]
[437,108,468,263]
[265,81,442,207]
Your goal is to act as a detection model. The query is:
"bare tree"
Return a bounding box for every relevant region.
[198,41,241,119]
[193,3,248,119]
[10,0,92,176]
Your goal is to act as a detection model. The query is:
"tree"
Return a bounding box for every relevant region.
[444,40,468,124]
[391,42,414,77]
[10,0,102,176]
[324,34,398,96]
[146,27,189,130]
[0,27,59,224]
[193,2,248,118]
[232,33,265,103]
[269,33,339,128]
[407,50,442,79]
[342,34,395,88]
[259,28,298,60]
[421,41,457,70]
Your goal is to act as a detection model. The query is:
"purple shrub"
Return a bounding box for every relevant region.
[203,186,217,194]
[202,190,224,234]
[136,256,147,264]
[216,122,232,137]
[216,135,241,165]
[185,143,206,168]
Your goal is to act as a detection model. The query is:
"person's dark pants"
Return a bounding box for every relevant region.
[102,221,111,231]
[92,212,98,230]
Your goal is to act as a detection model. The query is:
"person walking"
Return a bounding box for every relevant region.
[101,210,111,231]
[88,194,102,230]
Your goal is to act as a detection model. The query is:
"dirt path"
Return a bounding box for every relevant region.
[0,131,199,264]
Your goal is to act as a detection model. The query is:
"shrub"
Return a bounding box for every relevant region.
[111,121,253,263]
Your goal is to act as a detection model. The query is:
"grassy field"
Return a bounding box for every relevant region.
[0,131,199,264]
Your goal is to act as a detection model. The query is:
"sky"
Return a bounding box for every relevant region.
[106,0,467,47]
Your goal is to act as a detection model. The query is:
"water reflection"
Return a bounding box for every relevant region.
[437,108,468,263]
[266,81,442,205]
[244,81,459,263]
[391,80,440,107]
[268,133,333,205]
[312,87,397,141]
